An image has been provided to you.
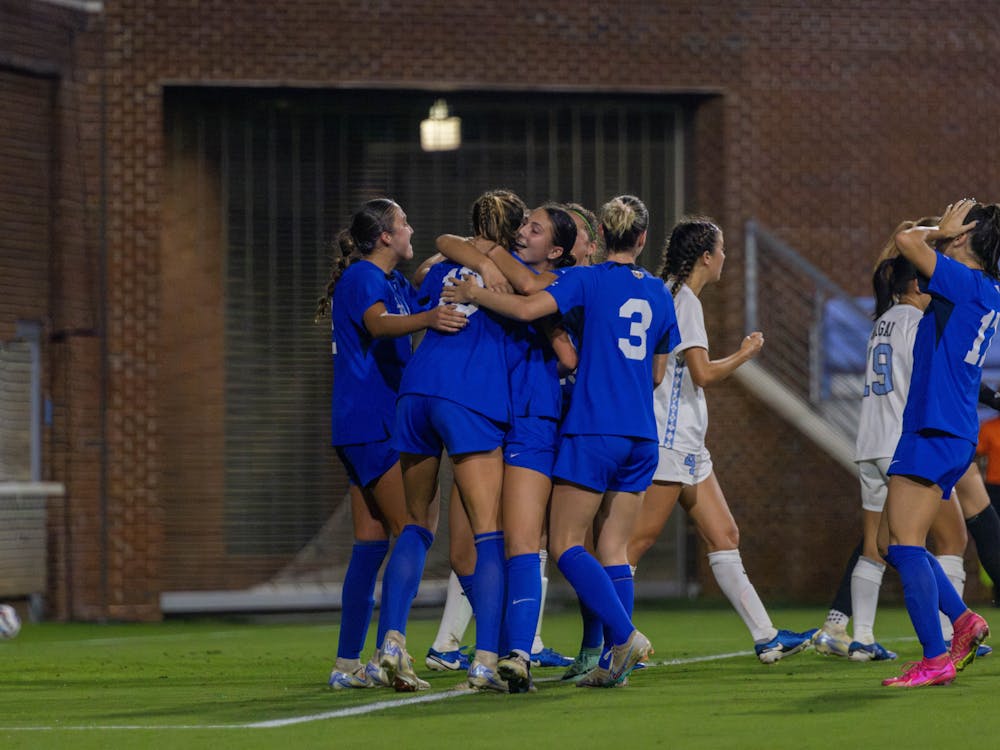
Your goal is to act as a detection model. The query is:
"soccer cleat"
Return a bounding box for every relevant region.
[607,630,653,684]
[530,646,574,668]
[466,659,509,693]
[756,628,818,664]
[329,664,373,690]
[364,654,392,687]
[882,657,956,687]
[949,610,990,672]
[575,665,627,688]
[425,645,471,672]
[561,647,602,681]
[379,631,430,692]
[811,626,851,658]
[848,641,897,662]
[497,652,534,694]
[977,643,993,658]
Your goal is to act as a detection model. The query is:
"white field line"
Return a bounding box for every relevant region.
[1,639,922,732]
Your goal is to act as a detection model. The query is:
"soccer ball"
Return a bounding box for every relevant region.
[0,604,21,639]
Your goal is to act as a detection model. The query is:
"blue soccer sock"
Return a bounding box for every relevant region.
[458,573,475,605]
[601,564,634,656]
[376,525,433,645]
[505,552,541,657]
[579,596,604,650]
[557,546,634,647]
[337,540,389,660]
[925,549,968,624]
[472,531,506,656]
[885,544,947,659]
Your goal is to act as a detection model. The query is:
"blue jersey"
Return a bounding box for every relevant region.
[331,260,419,445]
[399,261,512,424]
[545,261,681,439]
[506,259,562,419]
[903,254,1000,442]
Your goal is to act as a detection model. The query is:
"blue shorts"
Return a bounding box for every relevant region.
[394,394,506,457]
[336,438,398,488]
[552,434,658,493]
[889,430,976,499]
[503,416,558,476]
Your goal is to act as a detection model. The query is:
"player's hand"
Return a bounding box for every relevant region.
[939,198,978,240]
[440,274,479,304]
[426,304,468,333]
[741,331,764,358]
[479,257,514,294]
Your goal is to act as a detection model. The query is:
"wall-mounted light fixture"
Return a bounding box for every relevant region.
[420,99,461,152]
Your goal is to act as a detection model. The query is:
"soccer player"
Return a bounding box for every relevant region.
[881,198,999,687]
[443,194,679,687]
[378,189,527,693]
[626,217,816,664]
[317,199,467,690]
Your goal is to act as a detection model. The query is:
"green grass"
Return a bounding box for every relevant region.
[0,603,996,749]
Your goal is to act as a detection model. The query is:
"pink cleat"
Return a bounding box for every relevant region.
[882,656,956,688]
[950,610,990,672]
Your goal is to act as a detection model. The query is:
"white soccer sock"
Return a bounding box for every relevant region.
[432,570,473,652]
[823,609,849,631]
[937,554,966,641]
[532,550,549,653]
[708,549,777,643]
[850,556,885,645]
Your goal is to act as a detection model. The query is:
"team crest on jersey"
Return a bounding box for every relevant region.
[442,266,484,317]
[631,269,644,279]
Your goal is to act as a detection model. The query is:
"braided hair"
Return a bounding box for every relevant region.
[600,195,649,254]
[471,188,527,251]
[657,217,721,297]
[542,203,578,268]
[872,255,918,319]
[313,198,399,322]
[963,203,1000,281]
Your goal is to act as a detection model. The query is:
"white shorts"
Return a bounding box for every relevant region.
[857,457,891,512]
[653,445,713,485]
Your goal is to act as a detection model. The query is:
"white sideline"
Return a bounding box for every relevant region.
[2,648,755,731]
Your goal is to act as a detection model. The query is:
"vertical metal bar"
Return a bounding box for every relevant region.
[15,321,42,481]
[744,219,759,335]
[810,290,824,404]
[672,105,685,219]
[571,106,581,200]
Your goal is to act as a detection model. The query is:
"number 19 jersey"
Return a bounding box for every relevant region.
[545,262,680,440]
[855,302,922,462]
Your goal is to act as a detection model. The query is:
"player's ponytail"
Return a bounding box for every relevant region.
[965,203,1000,281]
[872,255,917,319]
[600,195,649,254]
[471,189,527,251]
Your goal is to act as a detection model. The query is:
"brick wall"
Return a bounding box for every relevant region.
[4,0,999,618]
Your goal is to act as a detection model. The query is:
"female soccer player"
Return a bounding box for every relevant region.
[377,189,527,693]
[626,217,816,664]
[881,198,1000,687]
[443,195,680,687]
[317,198,467,690]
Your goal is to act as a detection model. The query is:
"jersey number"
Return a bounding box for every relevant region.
[963,311,1000,367]
[863,342,892,397]
[617,298,653,360]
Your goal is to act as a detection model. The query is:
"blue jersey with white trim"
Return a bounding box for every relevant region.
[399,260,512,424]
[902,254,1000,442]
[331,260,419,445]
[545,261,680,439]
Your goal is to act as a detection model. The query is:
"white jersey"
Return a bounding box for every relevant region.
[854,302,923,461]
[654,284,710,452]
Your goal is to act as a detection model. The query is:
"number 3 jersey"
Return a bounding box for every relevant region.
[855,302,922,462]
[653,284,710,454]
[545,261,679,440]
[903,254,1000,443]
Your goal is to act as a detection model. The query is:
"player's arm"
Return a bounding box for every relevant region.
[413,253,444,289]
[362,301,468,337]
[435,234,513,293]
[895,198,978,278]
[653,353,668,387]
[441,275,557,322]
[485,244,558,295]
[684,332,764,387]
[980,383,1000,412]
[548,324,579,374]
